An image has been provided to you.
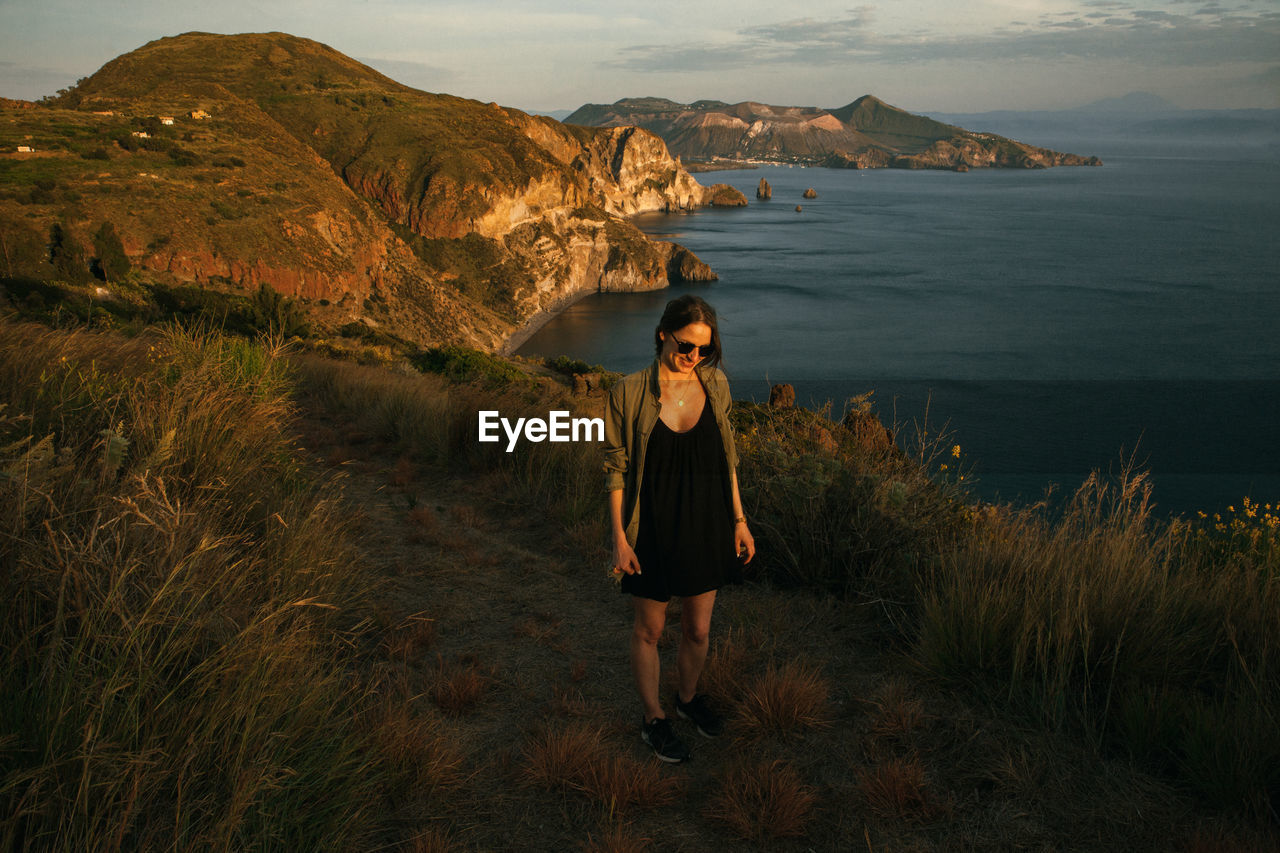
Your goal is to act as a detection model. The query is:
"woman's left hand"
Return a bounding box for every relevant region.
[734,521,755,564]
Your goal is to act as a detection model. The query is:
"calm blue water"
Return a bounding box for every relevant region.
[516,138,1280,515]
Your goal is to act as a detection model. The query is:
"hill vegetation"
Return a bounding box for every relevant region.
[1,315,1275,849]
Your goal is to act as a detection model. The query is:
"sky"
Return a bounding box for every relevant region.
[1,0,1276,113]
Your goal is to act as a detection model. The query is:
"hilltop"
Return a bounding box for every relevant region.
[566,96,1103,171]
[0,32,746,350]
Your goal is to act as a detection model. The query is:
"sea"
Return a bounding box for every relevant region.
[516,126,1280,517]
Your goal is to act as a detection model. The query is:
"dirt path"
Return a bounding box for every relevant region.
[296,402,1232,852]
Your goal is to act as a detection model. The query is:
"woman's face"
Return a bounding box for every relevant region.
[659,321,713,374]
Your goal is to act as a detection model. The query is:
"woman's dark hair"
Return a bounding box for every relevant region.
[654,294,723,369]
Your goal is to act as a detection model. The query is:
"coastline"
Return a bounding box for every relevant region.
[499,287,600,356]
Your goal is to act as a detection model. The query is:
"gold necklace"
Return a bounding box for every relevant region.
[663,374,695,407]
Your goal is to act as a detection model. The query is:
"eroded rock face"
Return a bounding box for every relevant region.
[337,110,741,348]
[757,178,773,200]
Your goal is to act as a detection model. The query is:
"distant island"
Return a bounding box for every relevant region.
[566,96,1103,172]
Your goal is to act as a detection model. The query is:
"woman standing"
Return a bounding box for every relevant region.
[603,295,755,763]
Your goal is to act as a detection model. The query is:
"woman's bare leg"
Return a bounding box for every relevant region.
[676,590,716,703]
[631,597,669,722]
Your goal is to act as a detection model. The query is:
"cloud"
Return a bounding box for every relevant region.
[606,6,1280,73]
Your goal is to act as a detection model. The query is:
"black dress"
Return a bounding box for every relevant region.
[622,398,741,602]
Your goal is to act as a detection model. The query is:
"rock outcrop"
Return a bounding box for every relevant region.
[567,95,1102,172]
[757,178,772,200]
[803,188,818,199]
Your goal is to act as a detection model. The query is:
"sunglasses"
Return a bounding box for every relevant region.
[670,335,715,358]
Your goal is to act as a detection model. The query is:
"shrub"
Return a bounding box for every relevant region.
[48,222,90,284]
[250,282,308,338]
[92,221,129,283]
[411,345,528,387]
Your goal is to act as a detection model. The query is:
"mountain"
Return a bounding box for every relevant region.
[0,32,746,350]
[565,96,1102,171]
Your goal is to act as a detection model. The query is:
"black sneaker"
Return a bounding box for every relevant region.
[641,716,690,763]
[675,693,724,738]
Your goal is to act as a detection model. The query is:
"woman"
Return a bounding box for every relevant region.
[603,294,755,763]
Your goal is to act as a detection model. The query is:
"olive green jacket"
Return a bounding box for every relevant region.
[603,359,738,548]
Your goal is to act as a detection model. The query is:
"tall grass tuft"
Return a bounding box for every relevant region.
[704,759,817,841]
[522,723,680,812]
[0,320,394,849]
[733,661,832,740]
[915,468,1279,817]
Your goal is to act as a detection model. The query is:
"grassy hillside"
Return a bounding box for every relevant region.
[2,314,1275,849]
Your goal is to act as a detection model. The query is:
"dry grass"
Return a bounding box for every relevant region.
[382,613,437,663]
[515,613,563,645]
[867,679,928,741]
[430,655,490,716]
[1180,825,1280,853]
[698,632,753,709]
[448,502,484,529]
[705,759,818,841]
[916,469,1280,814]
[523,724,680,812]
[404,827,457,853]
[856,757,951,823]
[389,454,417,487]
[581,823,653,853]
[9,318,1275,848]
[734,660,832,739]
[405,505,469,550]
[365,690,465,798]
[0,320,396,849]
[550,685,595,718]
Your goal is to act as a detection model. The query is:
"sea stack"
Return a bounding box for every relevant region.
[803,187,818,199]
[757,178,772,200]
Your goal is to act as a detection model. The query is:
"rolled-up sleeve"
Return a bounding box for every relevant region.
[603,382,628,491]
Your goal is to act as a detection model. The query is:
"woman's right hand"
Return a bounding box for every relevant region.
[613,539,642,577]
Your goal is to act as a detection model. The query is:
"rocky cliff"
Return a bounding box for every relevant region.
[3,33,746,350]
[566,95,1102,171]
